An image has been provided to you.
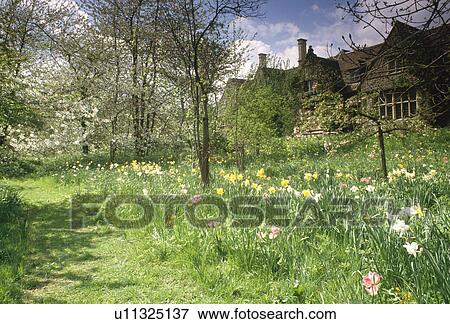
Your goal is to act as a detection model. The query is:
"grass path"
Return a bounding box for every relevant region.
[1,177,217,303]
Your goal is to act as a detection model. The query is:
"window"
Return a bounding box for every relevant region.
[379,89,417,120]
[305,80,318,92]
[386,58,406,74]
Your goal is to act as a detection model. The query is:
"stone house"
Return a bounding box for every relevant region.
[222,21,449,131]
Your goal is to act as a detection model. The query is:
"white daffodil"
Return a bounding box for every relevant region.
[399,206,424,218]
[392,219,410,235]
[312,193,322,203]
[403,242,422,257]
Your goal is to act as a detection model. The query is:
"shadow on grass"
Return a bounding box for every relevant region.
[22,201,116,303]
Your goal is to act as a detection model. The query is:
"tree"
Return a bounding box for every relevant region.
[0,50,39,148]
[161,0,265,186]
[223,83,294,169]
[0,0,46,149]
[79,0,163,158]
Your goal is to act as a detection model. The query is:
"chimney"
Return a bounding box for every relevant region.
[258,53,267,68]
[298,38,307,65]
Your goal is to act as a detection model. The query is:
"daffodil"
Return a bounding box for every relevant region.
[392,219,410,235]
[268,186,277,194]
[281,179,290,188]
[403,242,422,257]
[304,173,313,181]
[228,173,237,183]
[257,168,267,179]
[415,206,424,217]
[302,189,312,198]
[216,188,225,196]
[256,231,267,240]
[251,183,262,192]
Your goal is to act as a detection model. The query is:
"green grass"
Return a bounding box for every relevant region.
[0,128,449,303]
[0,186,27,303]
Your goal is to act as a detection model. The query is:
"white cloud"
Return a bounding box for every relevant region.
[235,0,447,76]
[235,17,303,39]
[238,40,272,77]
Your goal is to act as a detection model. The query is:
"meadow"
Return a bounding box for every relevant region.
[0,129,449,304]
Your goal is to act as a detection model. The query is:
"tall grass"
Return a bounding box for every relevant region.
[0,186,28,303]
[1,128,448,303]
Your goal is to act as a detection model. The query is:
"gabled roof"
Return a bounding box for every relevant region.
[336,21,449,74]
[336,43,383,72]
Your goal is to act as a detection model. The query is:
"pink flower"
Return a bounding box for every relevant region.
[362,271,382,296]
[360,177,372,184]
[269,226,281,240]
[191,195,202,204]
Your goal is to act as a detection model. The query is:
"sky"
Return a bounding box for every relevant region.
[236,0,388,75]
[52,0,442,77]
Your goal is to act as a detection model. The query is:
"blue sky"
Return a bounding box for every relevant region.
[236,0,387,75]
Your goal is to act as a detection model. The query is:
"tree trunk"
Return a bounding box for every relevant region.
[0,126,8,147]
[109,116,118,163]
[237,144,245,171]
[200,95,210,186]
[81,119,89,155]
[377,124,388,178]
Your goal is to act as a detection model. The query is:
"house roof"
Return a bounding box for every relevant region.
[222,21,448,98]
[336,43,384,72]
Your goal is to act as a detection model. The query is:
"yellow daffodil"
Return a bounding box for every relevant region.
[268,187,276,194]
[415,207,424,217]
[281,179,290,188]
[257,168,267,179]
[216,188,225,196]
[251,183,262,192]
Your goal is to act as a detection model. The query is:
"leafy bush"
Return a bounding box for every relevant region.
[0,149,40,178]
[0,186,27,303]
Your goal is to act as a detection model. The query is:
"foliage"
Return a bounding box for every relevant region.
[223,84,294,162]
[0,186,27,303]
[0,153,40,178]
[0,51,40,146]
[298,92,352,132]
